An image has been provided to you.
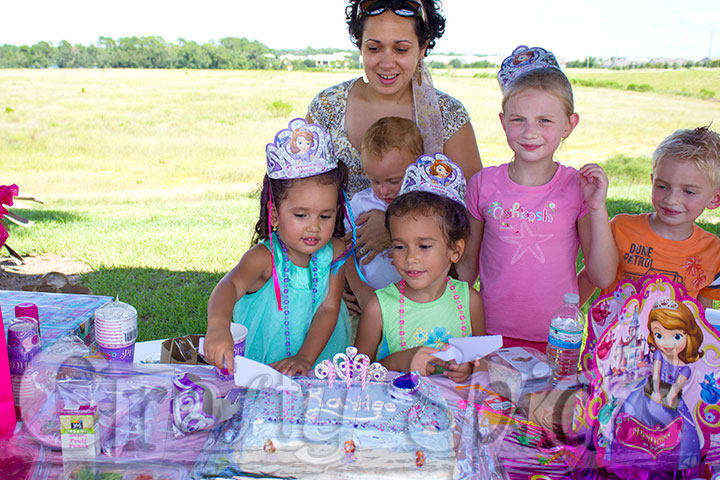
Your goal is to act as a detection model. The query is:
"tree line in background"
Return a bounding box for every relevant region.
[565,56,720,69]
[0,37,305,70]
[1,37,718,70]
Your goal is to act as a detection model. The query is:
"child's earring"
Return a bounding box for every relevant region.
[269,206,279,230]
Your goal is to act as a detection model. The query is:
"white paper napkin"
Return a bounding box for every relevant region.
[433,335,503,363]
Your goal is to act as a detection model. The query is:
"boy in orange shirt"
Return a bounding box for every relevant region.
[580,125,720,307]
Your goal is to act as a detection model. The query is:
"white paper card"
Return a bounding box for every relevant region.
[433,335,503,364]
[233,355,300,391]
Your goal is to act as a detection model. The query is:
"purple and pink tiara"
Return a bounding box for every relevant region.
[497,45,562,93]
[314,347,387,389]
[266,118,336,180]
[398,153,466,207]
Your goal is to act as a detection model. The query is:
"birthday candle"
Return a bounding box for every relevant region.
[360,356,370,390]
[345,359,351,388]
[328,361,335,388]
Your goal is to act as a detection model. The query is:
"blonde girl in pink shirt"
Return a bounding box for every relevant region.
[458,46,618,352]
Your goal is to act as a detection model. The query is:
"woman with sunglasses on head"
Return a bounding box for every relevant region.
[306,0,482,288]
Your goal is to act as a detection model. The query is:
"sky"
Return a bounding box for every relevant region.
[3,0,719,61]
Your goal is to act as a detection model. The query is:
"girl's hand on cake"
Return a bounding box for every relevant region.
[410,347,448,376]
[444,361,472,384]
[271,355,312,376]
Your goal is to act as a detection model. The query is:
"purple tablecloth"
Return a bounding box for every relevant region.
[1,290,112,350]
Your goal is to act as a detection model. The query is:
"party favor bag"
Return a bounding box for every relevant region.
[574,275,720,477]
[0,307,18,438]
[160,335,209,365]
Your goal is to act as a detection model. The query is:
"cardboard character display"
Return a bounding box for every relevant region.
[574,275,720,476]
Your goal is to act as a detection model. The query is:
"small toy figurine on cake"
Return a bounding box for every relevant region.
[355,153,486,382]
[204,118,357,377]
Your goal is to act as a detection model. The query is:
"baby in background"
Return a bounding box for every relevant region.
[580,125,720,307]
[346,117,424,307]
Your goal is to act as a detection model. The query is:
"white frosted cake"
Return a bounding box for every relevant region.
[221,376,457,479]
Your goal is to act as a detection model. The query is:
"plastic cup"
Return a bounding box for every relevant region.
[230,324,247,357]
[216,324,247,380]
[97,343,135,362]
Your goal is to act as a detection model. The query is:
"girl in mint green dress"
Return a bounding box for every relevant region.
[205,118,355,376]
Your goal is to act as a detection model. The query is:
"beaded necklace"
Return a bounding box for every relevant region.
[278,237,318,358]
[397,276,468,350]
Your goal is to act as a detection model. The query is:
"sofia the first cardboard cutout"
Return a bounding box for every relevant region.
[574,275,720,476]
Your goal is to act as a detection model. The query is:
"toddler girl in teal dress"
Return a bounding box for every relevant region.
[205,118,353,376]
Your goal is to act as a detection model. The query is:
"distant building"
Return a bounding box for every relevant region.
[310,53,353,67]
[427,53,502,66]
[600,57,651,68]
[278,52,355,69]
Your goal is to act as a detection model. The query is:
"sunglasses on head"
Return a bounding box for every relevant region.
[357,0,427,25]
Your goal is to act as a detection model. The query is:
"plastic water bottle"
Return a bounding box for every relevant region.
[546,293,585,385]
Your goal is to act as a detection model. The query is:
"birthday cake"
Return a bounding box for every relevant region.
[226,376,456,479]
[194,347,457,479]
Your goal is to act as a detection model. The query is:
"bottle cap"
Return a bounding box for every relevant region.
[564,293,580,305]
[15,302,39,320]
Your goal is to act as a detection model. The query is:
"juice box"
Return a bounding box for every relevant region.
[59,405,100,463]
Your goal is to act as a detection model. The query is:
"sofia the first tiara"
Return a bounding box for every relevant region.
[398,153,466,207]
[497,45,562,93]
[265,119,361,310]
[266,118,337,179]
[653,297,679,310]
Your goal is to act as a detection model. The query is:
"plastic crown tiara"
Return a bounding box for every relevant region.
[266,118,337,180]
[497,45,562,93]
[398,153,466,207]
[653,297,679,310]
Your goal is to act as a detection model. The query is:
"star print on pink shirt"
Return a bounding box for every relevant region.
[499,221,554,264]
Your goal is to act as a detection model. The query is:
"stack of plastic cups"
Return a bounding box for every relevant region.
[7,317,42,375]
[94,299,138,362]
[8,316,42,414]
[11,303,41,409]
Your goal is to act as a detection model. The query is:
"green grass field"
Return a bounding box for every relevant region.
[2,68,720,340]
